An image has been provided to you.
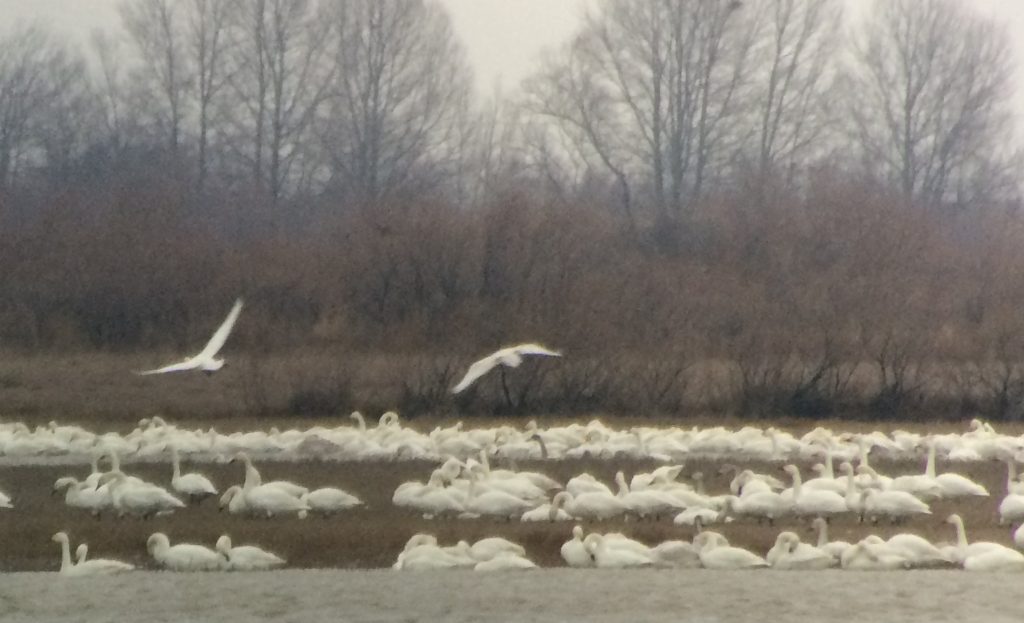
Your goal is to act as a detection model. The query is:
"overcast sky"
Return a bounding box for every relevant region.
[1,0,1023,100]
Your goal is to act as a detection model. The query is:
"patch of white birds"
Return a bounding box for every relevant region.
[11,415,1024,573]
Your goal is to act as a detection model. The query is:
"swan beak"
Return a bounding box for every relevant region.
[50,488,58,497]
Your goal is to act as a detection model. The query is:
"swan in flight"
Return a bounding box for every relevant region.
[451,343,561,393]
[138,299,243,375]
[53,532,133,576]
[216,535,285,571]
[147,533,225,571]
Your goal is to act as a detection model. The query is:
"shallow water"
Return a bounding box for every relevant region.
[1,569,1019,623]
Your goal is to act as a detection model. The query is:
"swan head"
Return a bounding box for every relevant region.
[582,533,603,553]
[51,531,70,545]
[147,533,170,553]
[216,535,231,553]
[838,461,854,475]
[782,464,798,476]
[811,517,827,530]
[572,525,584,540]
[403,533,438,552]
[810,463,825,476]
[52,476,77,494]
[945,513,963,526]
[76,544,88,563]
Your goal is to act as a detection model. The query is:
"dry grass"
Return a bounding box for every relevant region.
[0,454,1015,572]
[3,351,1024,425]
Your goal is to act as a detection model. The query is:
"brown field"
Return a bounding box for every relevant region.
[0,453,1015,573]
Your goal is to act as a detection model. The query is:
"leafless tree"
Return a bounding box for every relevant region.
[225,0,332,202]
[119,0,192,157]
[844,0,1017,207]
[746,0,841,184]
[523,0,754,223]
[0,26,70,190]
[317,0,473,206]
[34,44,100,186]
[186,0,236,189]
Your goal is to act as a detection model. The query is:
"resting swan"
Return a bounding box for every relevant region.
[473,553,537,571]
[170,446,218,503]
[767,532,833,570]
[560,526,593,567]
[693,532,767,569]
[147,532,225,571]
[216,535,285,570]
[945,514,1011,564]
[52,532,133,576]
[583,534,655,568]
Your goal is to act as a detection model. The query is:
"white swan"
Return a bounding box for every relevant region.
[999,493,1024,524]
[945,513,1012,564]
[552,490,627,521]
[561,526,593,568]
[302,487,363,515]
[219,485,248,514]
[470,537,526,562]
[885,533,950,567]
[451,343,562,393]
[840,539,910,570]
[583,534,655,568]
[474,553,537,571]
[963,547,1024,571]
[216,535,285,570]
[811,517,851,559]
[782,464,846,518]
[100,472,185,518]
[651,540,701,568]
[147,533,225,571]
[520,492,573,522]
[693,532,768,569]
[768,532,833,570]
[170,446,217,503]
[860,489,931,523]
[53,477,112,515]
[138,299,242,375]
[52,532,133,576]
[921,439,988,498]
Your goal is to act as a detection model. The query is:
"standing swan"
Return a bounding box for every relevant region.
[215,535,285,571]
[52,532,133,576]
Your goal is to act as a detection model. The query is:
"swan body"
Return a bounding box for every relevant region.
[170,447,217,502]
[860,489,931,522]
[553,491,627,520]
[474,553,537,571]
[561,526,593,568]
[147,533,225,571]
[768,532,833,570]
[783,465,847,518]
[102,472,185,517]
[963,548,1024,571]
[302,487,363,514]
[694,533,767,569]
[470,537,526,562]
[584,534,655,568]
[216,535,285,570]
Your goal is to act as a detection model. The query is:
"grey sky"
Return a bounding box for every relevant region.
[0,0,1022,104]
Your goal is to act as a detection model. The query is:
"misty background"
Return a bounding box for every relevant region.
[1,0,1023,422]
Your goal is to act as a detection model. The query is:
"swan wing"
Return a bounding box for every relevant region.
[137,358,201,375]
[197,299,243,360]
[452,355,501,394]
[513,343,562,357]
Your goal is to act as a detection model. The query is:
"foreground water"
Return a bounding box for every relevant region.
[1,569,1018,623]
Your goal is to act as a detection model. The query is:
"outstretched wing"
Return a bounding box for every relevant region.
[197,299,243,360]
[452,354,501,394]
[513,343,562,358]
[137,359,200,375]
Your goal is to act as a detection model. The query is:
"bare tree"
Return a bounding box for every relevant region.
[523,0,754,223]
[34,43,100,186]
[186,0,236,189]
[845,0,1016,207]
[747,0,841,183]
[120,0,192,157]
[225,0,332,202]
[317,0,473,206]
[0,26,69,190]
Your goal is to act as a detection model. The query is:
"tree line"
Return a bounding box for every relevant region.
[1,0,1023,419]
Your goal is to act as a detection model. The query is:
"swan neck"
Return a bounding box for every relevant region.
[789,468,802,497]
[955,517,968,550]
[1009,461,1018,492]
[59,538,71,572]
[823,450,834,478]
[816,521,828,547]
[172,450,181,479]
[925,443,936,478]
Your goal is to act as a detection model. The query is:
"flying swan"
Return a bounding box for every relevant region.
[138,299,243,375]
[451,343,562,393]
